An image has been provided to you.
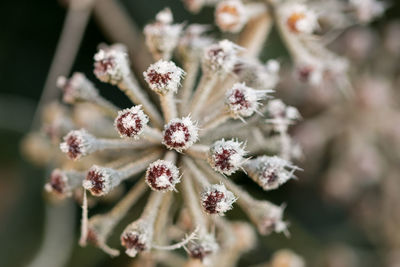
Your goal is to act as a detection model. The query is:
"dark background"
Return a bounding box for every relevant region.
[0,0,399,266]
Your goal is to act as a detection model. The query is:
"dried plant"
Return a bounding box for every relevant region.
[22,0,388,265]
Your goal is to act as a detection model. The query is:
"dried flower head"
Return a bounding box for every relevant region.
[143,60,185,95]
[145,160,180,191]
[114,106,149,139]
[23,3,329,264]
[208,139,246,175]
[162,116,198,151]
[94,44,130,84]
[201,183,236,215]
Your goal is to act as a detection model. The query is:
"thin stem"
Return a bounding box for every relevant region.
[179,60,199,116]
[154,192,174,245]
[238,10,272,58]
[118,149,164,179]
[189,74,218,118]
[142,127,163,143]
[79,190,89,246]
[183,158,210,188]
[109,177,148,220]
[186,144,209,161]
[91,95,119,117]
[200,109,231,136]
[142,191,164,223]
[151,227,199,250]
[181,169,208,236]
[96,138,156,151]
[279,129,291,161]
[160,93,177,123]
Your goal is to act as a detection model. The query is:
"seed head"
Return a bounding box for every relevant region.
[145,160,180,191]
[121,219,151,257]
[251,201,287,235]
[144,8,183,60]
[57,72,99,104]
[208,139,246,175]
[45,169,68,196]
[114,106,149,139]
[215,0,246,33]
[202,40,241,74]
[83,165,122,196]
[93,44,130,85]
[187,234,219,261]
[45,169,83,198]
[162,116,198,152]
[60,129,96,160]
[143,60,185,95]
[283,4,318,34]
[201,183,236,215]
[245,156,299,191]
[225,82,270,118]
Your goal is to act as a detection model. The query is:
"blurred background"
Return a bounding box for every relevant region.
[1,0,400,266]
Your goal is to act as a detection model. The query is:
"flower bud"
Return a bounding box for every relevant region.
[249,201,287,235]
[114,106,149,139]
[215,0,246,33]
[162,116,198,152]
[208,139,246,175]
[244,156,299,191]
[143,60,185,95]
[144,8,183,60]
[145,160,180,191]
[60,129,96,160]
[94,44,130,85]
[201,183,236,215]
[83,165,122,196]
[202,40,241,74]
[187,234,219,261]
[225,82,271,118]
[45,169,84,198]
[282,4,318,34]
[57,72,99,104]
[121,219,152,257]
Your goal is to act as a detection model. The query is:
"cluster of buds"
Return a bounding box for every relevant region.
[25,0,381,264]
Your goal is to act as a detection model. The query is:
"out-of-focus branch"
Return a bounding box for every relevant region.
[31,0,95,130]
